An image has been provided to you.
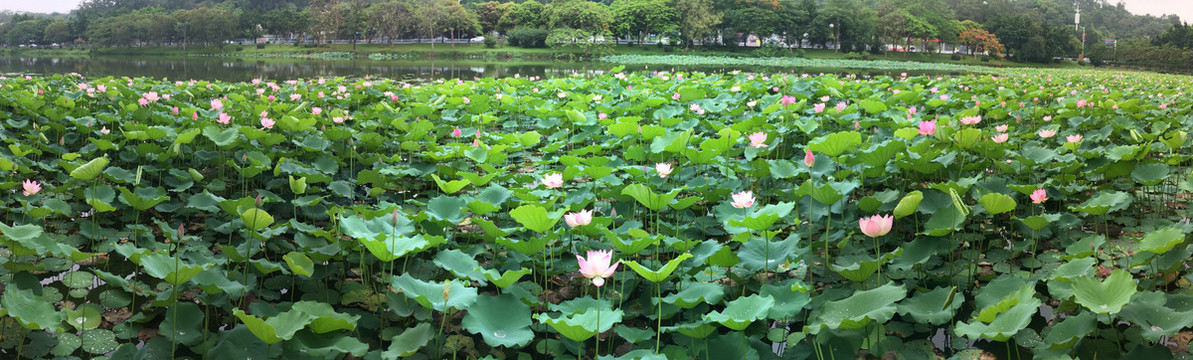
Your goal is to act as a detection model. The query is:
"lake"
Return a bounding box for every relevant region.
[0,54,958,82]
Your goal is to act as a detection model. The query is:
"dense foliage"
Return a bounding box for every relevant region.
[0,67,1192,359]
[0,0,1183,63]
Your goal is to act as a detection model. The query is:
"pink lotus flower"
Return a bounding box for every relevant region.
[858,214,893,238]
[97,84,106,92]
[22,179,41,196]
[463,96,470,104]
[836,102,847,112]
[918,121,936,136]
[813,103,825,113]
[960,116,981,125]
[138,98,149,106]
[218,113,231,124]
[672,93,681,100]
[940,95,949,101]
[1076,99,1087,108]
[909,107,917,115]
[821,96,831,102]
[747,101,757,107]
[656,163,673,178]
[781,95,797,107]
[991,133,1009,143]
[1066,135,1083,143]
[1043,116,1052,122]
[995,124,1008,132]
[748,132,768,148]
[730,191,755,209]
[172,107,179,115]
[452,128,462,137]
[576,250,619,287]
[313,107,323,115]
[541,173,564,189]
[260,117,275,129]
[192,111,198,120]
[1160,104,1167,109]
[211,99,223,110]
[1038,129,1057,138]
[333,117,344,123]
[1030,189,1048,204]
[100,127,110,135]
[804,149,815,167]
[598,113,607,120]
[564,209,594,227]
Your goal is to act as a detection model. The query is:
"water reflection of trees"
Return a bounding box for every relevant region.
[0,56,960,81]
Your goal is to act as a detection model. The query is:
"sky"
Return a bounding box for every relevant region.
[1,0,1191,22]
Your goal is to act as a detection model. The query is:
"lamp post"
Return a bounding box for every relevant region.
[830,23,839,52]
[1077,25,1086,62]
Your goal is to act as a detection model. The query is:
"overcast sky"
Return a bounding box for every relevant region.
[2,0,1192,22]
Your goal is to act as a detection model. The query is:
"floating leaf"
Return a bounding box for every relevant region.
[462,294,534,347]
[703,294,774,330]
[810,282,906,333]
[1072,269,1136,314]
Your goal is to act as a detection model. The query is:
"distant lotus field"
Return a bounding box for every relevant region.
[0,67,1191,360]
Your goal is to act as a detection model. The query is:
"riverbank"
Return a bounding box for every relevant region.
[0,42,1083,70]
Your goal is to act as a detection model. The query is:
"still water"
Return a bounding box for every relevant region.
[0,54,955,82]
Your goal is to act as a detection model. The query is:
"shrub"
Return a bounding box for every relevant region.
[951,54,962,61]
[507,27,549,48]
[236,46,244,51]
[981,55,991,62]
[483,36,498,49]
[256,43,266,49]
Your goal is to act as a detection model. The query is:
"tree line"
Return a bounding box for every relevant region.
[0,0,1184,64]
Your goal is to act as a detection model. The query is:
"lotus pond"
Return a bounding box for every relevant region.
[0,68,1191,360]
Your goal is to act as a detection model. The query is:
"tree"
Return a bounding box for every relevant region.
[308,0,348,43]
[674,0,721,48]
[441,0,481,46]
[474,2,510,35]
[365,1,412,44]
[5,19,51,46]
[43,19,73,45]
[721,0,786,46]
[497,0,543,33]
[959,27,1004,59]
[611,0,678,44]
[408,0,448,49]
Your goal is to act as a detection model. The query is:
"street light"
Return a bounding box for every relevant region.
[1077,25,1086,62]
[829,23,838,52]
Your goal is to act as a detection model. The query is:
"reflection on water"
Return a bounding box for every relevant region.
[0,55,614,82]
[0,55,963,82]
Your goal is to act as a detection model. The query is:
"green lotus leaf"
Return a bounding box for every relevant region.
[282,251,314,277]
[1040,312,1096,350]
[234,308,312,345]
[1137,227,1186,254]
[508,204,563,233]
[1131,163,1170,186]
[433,249,487,284]
[64,304,103,331]
[954,298,1040,342]
[621,183,681,212]
[1118,291,1193,342]
[897,286,964,325]
[285,330,370,358]
[614,325,655,343]
[808,131,861,157]
[240,208,275,231]
[70,156,109,180]
[920,205,966,236]
[427,195,469,224]
[160,302,205,347]
[978,193,1017,215]
[138,253,206,285]
[661,283,725,309]
[769,160,798,179]
[480,268,532,288]
[535,307,624,342]
[1072,269,1136,314]
[604,228,661,255]
[703,294,774,330]
[893,190,924,218]
[739,232,805,273]
[384,323,434,357]
[830,248,901,282]
[760,281,811,319]
[340,211,413,241]
[810,282,906,333]
[954,128,983,149]
[972,277,1035,323]
[431,174,471,194]
[623,253,693,283]
[291,301,359,334]
[61,271,95,289]
[462,293,534,348]
[391,274,478,312]
[1015,213,1062,231]
[859,99,887,114]
[117,186,169,211]
[728,202,794,231]
[51,333,81,357]
[80,328,119,354]
[288,175,307,194]
[1068,190,1132,216]
[83,184,117,212]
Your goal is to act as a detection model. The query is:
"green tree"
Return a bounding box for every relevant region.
[611,0,678,44]
[5,19,51,46]
[474,1,511,35]
[721,0,786,46]
[365,1,413,44]
[497,0,544,33]
[674,0,721,48]
[43,19,73,45]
